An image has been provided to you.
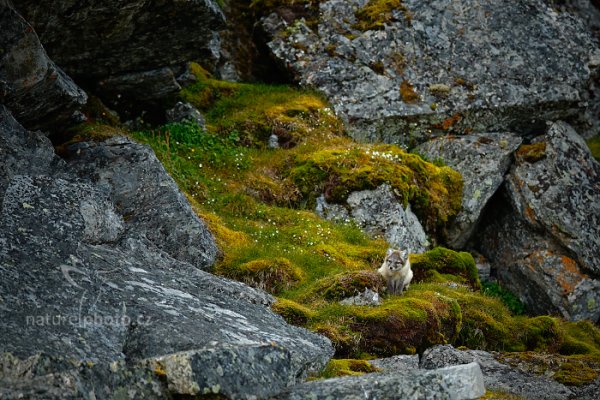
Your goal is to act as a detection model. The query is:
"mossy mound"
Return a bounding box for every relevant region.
[317,358,380,379]
[272,298,315,326]
[219,257,304,294]
[288,145,463,233]
[180,63,340,147]
[411,247,480,289]
[308,288,462,357]
[314,270,386,301]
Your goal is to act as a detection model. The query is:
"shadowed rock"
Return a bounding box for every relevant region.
[478,122,600,321]
[0,0,86,130]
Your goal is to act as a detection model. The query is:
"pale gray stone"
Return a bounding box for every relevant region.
[416,133,522,248]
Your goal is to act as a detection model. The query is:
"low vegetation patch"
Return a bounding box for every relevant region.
[114,74,600,386]
[354,0,412,31]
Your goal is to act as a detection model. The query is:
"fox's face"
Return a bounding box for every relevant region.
[385,249,408,271]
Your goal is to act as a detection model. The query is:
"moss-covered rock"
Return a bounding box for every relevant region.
[316,270,386,301]
[288,145,463,234]
[587,135,600,162]
[353,0,412,31]
[219,257,304,294]
[180,63,338,146]
[272,298,315,326]
[317,358,380,379]
[411,247,480,289]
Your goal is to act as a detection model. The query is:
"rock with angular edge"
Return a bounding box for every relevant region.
[67,136,218,270]
[263,0,597,146]
[12,0,224,108]
[477,122,600,322]
[0,0,87,130]
[420,345,574,400]
[273,362,485,400]
[0,106,333,398]
[317,184,429,252]
[416,133,522,248]
[166,101,207,130]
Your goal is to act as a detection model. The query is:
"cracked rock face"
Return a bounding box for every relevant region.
[263,0,597,146]
[0,106,333,399]
[478,122,600,322]
[0,0,87,131]
[416,133,522,248]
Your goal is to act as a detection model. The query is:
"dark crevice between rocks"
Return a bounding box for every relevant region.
[218,0,311,84]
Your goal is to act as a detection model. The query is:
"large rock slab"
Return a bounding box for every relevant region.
[420,345,574,400]
[0,106,333,398]
[12,0,225,106]
[477,122,600,321]
[0,0,87,130]
[316,184,429,252]
[416,133,522,248]
[263,0,598,146]
[273,362,485,400]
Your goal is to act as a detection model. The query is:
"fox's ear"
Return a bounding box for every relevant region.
[386,248,394,257]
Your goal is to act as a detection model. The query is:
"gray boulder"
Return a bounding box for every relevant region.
[273,362,485,400]
[478,122,600,322]
[0,106,333,398]
[316,184,429,252]
[67,136,218,270]
[166,101,207,130]
[0,0,87,130]
[262,0,598,146]
[13,0,224,105]
[420,345,574,400]
[416,133,522,248]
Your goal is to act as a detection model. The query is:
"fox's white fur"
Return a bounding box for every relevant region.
[378,248,413,295]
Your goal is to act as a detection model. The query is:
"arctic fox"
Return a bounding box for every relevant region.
[378,248,413,295]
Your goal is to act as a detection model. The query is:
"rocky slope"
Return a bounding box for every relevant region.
[1,0,600,399]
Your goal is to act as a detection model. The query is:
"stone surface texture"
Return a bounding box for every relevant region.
[274,362,485,400]
[416,133,522,248]
[420,345,575,400]
[478,122,600,322]
[317,185,429,252]
[262,0,598,146]
[0,106,333,399]
[0,0,87,131]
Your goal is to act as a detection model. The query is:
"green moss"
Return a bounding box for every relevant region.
[180,63,338,147]
[496,352,600,387]
[481,282,526,315]
[515,142,546,163]
[218,257,304,294]
[353,0,412,31]
[288,145,463,234]
[317,359,379,379]
[411,247,480,289]
[272,298,315,325]
[587,135,600,162]
[314,270,386,301]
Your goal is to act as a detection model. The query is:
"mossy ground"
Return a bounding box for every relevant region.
[70,67,600,386]
[587,135,600,162]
